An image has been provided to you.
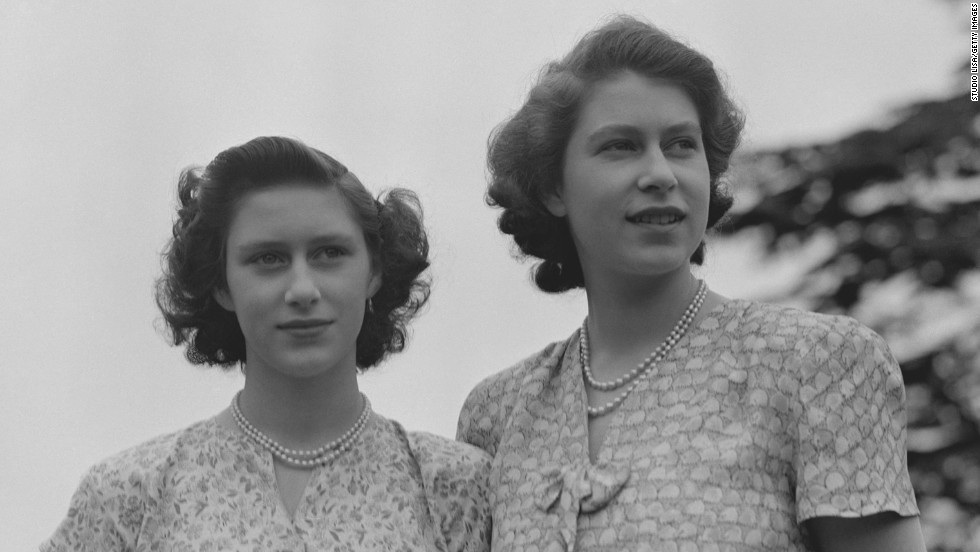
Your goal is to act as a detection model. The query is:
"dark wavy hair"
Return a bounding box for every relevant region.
[487,15,745,292]
[155,136,430,369]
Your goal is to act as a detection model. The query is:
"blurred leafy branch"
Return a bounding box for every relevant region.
[720,90,980,550]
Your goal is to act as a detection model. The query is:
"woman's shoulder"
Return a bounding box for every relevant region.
[367,414,489,481]
[408,431,490,552]
[721,298,885,350]
[407,430,492,476]
[717,299,899,384]
[456,336,573,454]
[723,297,857,328]
[84,419,217,482]
[465,337,572,403]
[41,419,220,551]
[404,430,491,551]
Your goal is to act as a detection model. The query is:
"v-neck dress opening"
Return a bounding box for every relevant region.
[44,408,491,551]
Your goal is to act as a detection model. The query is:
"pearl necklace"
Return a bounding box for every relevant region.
[581,279,707,417]
[231,392,371,468]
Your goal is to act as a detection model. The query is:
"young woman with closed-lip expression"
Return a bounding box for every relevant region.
[215,184,383,508]
[44,137,490,552]
[217,185,379,395]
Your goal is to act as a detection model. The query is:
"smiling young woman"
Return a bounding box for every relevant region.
[457,16,925,552]
[43,136,490,552]
[544,73,712,289]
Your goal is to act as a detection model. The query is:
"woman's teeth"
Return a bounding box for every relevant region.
[630,214,681,224]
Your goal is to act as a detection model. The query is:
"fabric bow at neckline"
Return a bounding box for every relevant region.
[533,460,631,552]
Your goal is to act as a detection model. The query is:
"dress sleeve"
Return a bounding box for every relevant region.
[40,461,145,552]
[456,378,500,456]
[408,432,492,552]
[457,341,565,457]
[793,317,919,521]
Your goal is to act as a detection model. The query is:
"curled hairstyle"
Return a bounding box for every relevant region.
[155,136,430,369]
[487,16,744,292]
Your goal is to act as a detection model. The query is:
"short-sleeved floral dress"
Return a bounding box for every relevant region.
[457,299,918,551]
[43,407,491,552]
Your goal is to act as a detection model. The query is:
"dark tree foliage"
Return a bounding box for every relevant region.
[721,92,980,550]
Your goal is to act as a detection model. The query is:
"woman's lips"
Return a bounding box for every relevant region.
[628,213,683,224]
[625,206,686,225]
[278,319,331,336]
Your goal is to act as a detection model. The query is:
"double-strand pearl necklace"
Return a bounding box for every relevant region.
[231,392,371,468]
[581,279,707,417]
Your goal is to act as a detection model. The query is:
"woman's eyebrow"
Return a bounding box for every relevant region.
[586,121,703,145]
[234,234,357,252]
[585,124,640,145]
[232,240,285,253]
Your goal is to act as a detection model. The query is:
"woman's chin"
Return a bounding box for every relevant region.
[251,352,353,381]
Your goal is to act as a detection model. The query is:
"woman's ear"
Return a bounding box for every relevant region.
[367,272,382,299]
[541,188,567,217]
[213,289,235,312]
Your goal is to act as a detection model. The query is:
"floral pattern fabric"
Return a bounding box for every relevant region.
[43,408,491,552]
[457,299,919,552]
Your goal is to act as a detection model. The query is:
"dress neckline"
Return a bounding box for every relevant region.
[568,297,746,467]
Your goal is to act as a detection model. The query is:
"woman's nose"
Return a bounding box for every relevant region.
[284,264,321,306]
[636,150,678,191]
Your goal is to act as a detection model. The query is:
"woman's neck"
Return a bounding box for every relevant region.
[583,269,704,373]
[237,365,363,450]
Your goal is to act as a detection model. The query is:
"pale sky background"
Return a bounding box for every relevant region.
[0,0,964,548]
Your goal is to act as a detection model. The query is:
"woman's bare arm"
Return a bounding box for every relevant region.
[805,513,926,552]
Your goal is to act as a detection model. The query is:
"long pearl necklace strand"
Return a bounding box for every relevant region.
[231,392,371,468]
[581,279,707,417]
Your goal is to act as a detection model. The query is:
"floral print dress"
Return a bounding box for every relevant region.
[457,299,918,552]
[43,409,491,552]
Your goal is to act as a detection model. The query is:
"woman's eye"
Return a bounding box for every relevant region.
[252,253,285,266]
[601,140,637,153]
[665,138,699,154]
[314,247,346,260]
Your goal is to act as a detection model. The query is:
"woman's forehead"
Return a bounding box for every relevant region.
[226,185,362,243]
